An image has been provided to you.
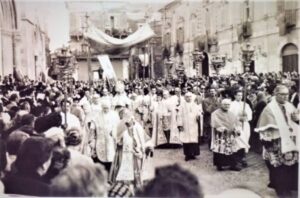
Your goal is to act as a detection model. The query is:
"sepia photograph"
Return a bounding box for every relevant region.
[0,0,299,197]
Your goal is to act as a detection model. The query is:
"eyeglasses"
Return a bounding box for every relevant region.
[277,93,289,96]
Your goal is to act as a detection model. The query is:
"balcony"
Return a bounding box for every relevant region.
[285,9,297,28]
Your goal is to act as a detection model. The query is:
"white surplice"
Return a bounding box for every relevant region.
[229,100,252,152]
[177,100,202,143]
[95,110,120,162]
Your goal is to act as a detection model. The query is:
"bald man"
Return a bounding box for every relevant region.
[177,92,202,161]
[211,99,242,171]
[92,100,120,172]
[255,85,299,197]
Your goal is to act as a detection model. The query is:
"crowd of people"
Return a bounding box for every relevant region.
[0,71,299,197]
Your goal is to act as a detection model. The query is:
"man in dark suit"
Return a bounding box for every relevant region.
[290,85,299,108]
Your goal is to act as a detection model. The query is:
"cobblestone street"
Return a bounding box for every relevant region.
[146,145,279,198]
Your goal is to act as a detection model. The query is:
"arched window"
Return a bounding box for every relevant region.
[281,43,298,72]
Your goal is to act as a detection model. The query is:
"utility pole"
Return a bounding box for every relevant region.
[83,12,92,84]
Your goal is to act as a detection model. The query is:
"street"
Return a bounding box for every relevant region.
[145,145,278,197]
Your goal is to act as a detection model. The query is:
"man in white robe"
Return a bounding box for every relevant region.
[91,100,119,172]
[177,92,202,161]
[113,83,132,109]
[147,87,157,137]
[90,94,102,112]
[229,90,252,167]
[151,91,168,146]
[160,90,181,146]
[100,88,113,108]
[109,111,153,190]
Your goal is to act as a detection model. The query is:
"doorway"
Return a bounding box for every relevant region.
[281,43,298,73]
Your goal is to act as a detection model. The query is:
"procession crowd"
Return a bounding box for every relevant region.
[0,71,299,197]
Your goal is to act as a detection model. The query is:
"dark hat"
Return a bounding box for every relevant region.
[34,112,62,133]
[15,137,54,172]
[65,128,82,146]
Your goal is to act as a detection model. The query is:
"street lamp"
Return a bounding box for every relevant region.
[241,42,255,72]
[211,55,226,75]
[175,62,185,79]
[165,58,174,78]
[192,48,205,77]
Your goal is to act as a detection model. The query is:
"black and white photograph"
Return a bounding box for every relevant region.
[0,0,299,197]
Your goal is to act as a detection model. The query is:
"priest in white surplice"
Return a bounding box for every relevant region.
[229,90,252,167]
[112,82,132,109]
[92,100,120,172]
[177,92,202,161]
[255,85,299,197]
[160,90,181,146]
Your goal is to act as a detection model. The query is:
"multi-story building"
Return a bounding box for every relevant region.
[0,0,50,80]
[160,0,299,76]
[0,0,18,77]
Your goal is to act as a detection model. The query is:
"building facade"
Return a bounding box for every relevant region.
[0,0,50,80]
[160,0,299,76]
[0,0,18,77]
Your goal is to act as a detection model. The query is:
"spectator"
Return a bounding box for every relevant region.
[15,114,37,136]
[137,164,203,198]
[5,131,30,172]
[34,112,62,134]
[290,85,299,108]
[43,144,70,183]
[0,140,7,178]
[3,137,54,196]
[65,127,93,167]
[51,164,108,197]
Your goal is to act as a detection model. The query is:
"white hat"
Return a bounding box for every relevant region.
[185,92,193,97]
[101,100,111,108]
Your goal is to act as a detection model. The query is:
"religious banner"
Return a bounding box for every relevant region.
[97,55,117,80]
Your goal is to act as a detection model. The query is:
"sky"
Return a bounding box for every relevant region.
[46,2,70,51]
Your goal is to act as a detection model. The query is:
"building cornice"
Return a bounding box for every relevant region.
[159,0,181,12]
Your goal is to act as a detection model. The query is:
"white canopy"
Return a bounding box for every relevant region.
[84,23,155,49]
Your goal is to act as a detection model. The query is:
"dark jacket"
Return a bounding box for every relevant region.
[290,93,299,108]
[3,171,51,196]
[253,100,267,127]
